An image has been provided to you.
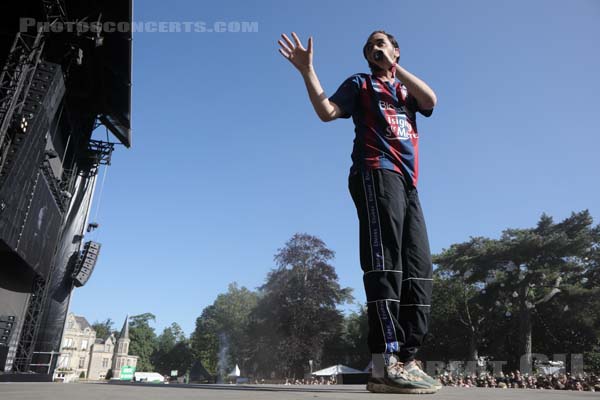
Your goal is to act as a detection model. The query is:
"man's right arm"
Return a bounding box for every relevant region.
[278,32,342,122]
[300,66,342,122]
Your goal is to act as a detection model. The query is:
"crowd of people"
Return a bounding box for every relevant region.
[436,370,600,391]
[284,376,337,385]
[251,376,338,385]
[260,370,600,391]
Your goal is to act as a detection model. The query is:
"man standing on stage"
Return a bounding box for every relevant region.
[278,31,440,394]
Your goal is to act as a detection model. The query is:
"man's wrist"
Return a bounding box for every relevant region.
[394,63,408,79]
[300,65,315,77]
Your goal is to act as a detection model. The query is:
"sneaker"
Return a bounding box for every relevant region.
[367,357,438,394]
[404,360,443,390]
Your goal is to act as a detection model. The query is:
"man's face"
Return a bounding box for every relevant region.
[364,33,399,66]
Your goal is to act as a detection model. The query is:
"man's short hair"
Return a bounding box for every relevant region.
[363,30,400,73]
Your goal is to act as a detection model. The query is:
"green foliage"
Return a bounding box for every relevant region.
[191,305,220,374]
[431,211,600,368]
[585,351,600,373]
[250,233,353,378]
[191,233,354,379]
[422,274,472,361]
[191,283,259,376]
[91,318,114,340]
[152,323,193,376]
[322,306,370,370]
[129,313,158,372]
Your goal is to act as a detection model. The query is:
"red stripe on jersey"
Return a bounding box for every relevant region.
[359,80,382,169]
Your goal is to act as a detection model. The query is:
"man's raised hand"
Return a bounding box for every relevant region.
[278,32,313,74]
[277,32,340,122]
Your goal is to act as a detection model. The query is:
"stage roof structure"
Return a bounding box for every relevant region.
[1,0,133,147]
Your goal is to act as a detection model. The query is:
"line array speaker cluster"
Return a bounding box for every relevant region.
[72,241,101,287]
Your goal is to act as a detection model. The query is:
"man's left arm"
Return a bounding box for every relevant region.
[394,64,437,112]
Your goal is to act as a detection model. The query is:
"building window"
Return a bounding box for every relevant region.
[105,344,111,353]
[79,357,86,369]
[67,320,74,329]
[81,340,88,350]
[58,355,70,368]
[102,358,109,368]
[63,338,74,349]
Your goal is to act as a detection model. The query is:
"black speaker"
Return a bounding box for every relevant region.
[72,241,101,287]
[0,61,66,278]
[0,61,64,184]
[0,315,16,345]
[0,344,8,371]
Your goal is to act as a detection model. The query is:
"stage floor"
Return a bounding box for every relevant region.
[0,382,596,399]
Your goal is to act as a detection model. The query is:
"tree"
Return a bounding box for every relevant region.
[424,272,473,362]
[191,305,220,375]
[433,211,600,371]
[322,306,370,370]
[155,322,186,359]
[432,237,501,362]
[129,313,158,372]
[251,233,353,378]
[191,283,259,377]
[153,323,193,376]
[91,318,114,339]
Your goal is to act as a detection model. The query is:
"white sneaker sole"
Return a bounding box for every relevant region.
[366,381,439,394]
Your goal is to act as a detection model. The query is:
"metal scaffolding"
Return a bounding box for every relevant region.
[5,1,68,373]
[41,0,68,27]
[12,276,48,372]
[0,32,45,180]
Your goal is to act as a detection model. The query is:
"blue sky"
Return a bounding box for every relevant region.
[72,0,600,336]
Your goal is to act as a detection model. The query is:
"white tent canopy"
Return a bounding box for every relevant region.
[228,364,240,377]
[312,364,364,376]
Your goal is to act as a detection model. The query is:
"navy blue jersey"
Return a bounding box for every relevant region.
[330,73,432,186]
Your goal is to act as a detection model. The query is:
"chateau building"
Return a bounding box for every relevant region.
[55,313,137,381]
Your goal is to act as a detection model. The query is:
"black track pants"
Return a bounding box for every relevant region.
[349,168,433,362]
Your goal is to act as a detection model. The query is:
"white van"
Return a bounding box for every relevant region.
[134,372,165,383]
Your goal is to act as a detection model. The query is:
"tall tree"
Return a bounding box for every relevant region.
[191,305,220,374]
[424,272,473,362]
[129,313,158,372]
[191,283,259,376]
[153,323,193,376]
[251,233,353,378]
[432,237,505,362]
[434,211,600,371]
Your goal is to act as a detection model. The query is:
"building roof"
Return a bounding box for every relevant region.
[74,316,91,331]
[119,315,129,340]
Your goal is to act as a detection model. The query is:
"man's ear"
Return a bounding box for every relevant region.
[394,48,400,63]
